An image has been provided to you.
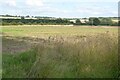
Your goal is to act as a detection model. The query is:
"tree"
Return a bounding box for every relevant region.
[75,19,81,25]
[11,21,17,25]
[100,18,112,26]
[119,21,120,26]
[21,16,25,24]
[18,22,24,25]
[21,16,25,20]
[89,18,94,26]
[26,15,30,17]
[93,18,100,26]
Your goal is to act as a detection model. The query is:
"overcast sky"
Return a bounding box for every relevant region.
[0,0,119,18]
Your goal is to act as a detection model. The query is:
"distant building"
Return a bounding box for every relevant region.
[0,16,21,19]
[69,18,89,24]
[24,17,37,20]
[69,20,76,23]
[80,18,89,23]
[0,16,38,20]
[112,19,118,23]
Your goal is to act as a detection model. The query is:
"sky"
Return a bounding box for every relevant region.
[0,0,119,18]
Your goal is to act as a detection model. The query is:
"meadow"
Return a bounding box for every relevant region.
[2,25,119,78]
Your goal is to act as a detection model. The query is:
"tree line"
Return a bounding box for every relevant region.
[2,18,72,25]
[75,17,118,26]
[1,17,118,26]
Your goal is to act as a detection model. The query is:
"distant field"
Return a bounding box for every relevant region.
[2,25,119,78]
[2,25,118,38]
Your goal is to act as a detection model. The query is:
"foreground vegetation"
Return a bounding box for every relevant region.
[2,26,119,78]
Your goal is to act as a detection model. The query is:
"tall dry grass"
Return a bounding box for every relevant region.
[27,34,118,78]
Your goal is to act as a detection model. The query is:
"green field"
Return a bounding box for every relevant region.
[2,25,118,37]
[2,25,119,78]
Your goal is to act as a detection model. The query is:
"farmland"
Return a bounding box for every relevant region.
[2,25,119,78]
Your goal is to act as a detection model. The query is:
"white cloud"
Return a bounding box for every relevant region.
[26,0,43,6]
[0,0,118,17]
[43,0,119,3]
[5,0,16,6]
[111,11,118,15]
[76,0,119,2]
[75,6,112,17]
[0,0,16,6]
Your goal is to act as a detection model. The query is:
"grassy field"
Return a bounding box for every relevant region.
[2,25,119,78]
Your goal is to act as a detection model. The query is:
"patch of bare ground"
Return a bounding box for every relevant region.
[80,26,118,28]
[2,36,46,54]
[100,26,118,28]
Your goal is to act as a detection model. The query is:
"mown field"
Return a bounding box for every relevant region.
[2,25,119,78]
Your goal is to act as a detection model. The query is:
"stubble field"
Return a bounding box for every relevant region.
[2,25,119,78]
